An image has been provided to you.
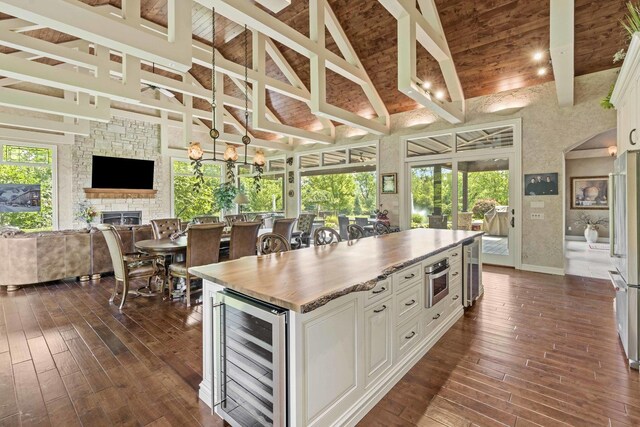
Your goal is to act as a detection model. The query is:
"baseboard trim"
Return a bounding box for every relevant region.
[521,264,565,276]
[565,235,611,243]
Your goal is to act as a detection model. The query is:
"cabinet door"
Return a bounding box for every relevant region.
[364,300,393,387]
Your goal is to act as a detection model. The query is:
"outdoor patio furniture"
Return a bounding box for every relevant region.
[257,233,291,255]
[483,206,509,236]
[314,227,342,246]
[294,213,316,248]
[225,214,248,226]
[338,215,350,239]
[273,217,297,243]
[229,222,262,260]
[347,224,366,239]
[193,215,220,224]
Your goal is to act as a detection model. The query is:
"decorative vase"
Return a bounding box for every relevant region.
[584,226,598,243]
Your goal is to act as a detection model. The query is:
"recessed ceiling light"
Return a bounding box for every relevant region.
[533,51,544,61]
[435,90,445,100]
[422,81,432,90]
[537,67,547,76]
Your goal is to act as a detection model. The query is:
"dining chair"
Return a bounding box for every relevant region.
[347,224,366,240]
[355,217,369,227]
[193,215,220,224]
[257,233,291,255]
[225,214,248,227]
[229,222,262,260]
[167,223,225,307]
[373,221,391,235]
[314,227,342,246]
[294,213,316,248]
[97,224,162,310]
[338,216,350,240]
[273,218,297,243]
[150,218,181,239]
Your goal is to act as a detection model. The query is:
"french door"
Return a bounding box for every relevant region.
[406,152,520,267]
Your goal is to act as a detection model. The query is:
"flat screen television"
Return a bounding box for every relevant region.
[91,155,154,189]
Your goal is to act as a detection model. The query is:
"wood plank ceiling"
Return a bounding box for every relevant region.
[1,0,629,138]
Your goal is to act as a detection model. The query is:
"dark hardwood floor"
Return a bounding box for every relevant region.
[0,266,636,426]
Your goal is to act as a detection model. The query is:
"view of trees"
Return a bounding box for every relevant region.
[411,165,509,226]
[0,145,54,232]
[238,175,284,213]
[301,171,376,216]
[173,160,221,221]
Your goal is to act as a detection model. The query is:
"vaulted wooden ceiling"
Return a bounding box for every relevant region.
[0,0,629,140]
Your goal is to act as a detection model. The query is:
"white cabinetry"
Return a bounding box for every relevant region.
[612,34,640,155]
[364,298,393,387]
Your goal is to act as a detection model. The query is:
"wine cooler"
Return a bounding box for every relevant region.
[213,290,288,426]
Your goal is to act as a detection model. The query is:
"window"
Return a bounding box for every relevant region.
[407,134,453,157]
[456,126,514,152]
[406,125,515,159]
[172,159,222,221]
[0,144,55,232]
[238,174,285,214]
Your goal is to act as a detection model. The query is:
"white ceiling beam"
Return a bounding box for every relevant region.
[0,126,72,145]
[0,0,192,72]
[379,0,465,124]
[0,113,90,135]
[0,87,110,122]
[255,0,291,13]
[550,0,574,107]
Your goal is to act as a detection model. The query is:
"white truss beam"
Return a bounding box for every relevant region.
[550,0,574,107]
[0,127,72,145]
[0,113,90,135]
[0,0,192,72]
[379,0,465,124]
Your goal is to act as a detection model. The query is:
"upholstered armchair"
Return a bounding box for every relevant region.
[273,218,297,243]
[168,223,225,307]
[97,225,162,310]
[225,214,248,227]
[150,218,181,239]
[229,222,262,260]
[193,215,220,224]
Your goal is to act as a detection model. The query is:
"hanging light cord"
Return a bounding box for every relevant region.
[210,6,218,160]
[243,24,250,165]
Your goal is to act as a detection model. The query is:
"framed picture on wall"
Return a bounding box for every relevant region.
[571,176,609,209]
[381,173,397,194]
[524,173,558,196]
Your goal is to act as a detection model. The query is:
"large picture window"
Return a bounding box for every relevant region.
[0,143,55,231]
[172,159,222,221]
[237,158,285,215]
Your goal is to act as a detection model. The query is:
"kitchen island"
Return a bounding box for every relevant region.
[191,228,483,427]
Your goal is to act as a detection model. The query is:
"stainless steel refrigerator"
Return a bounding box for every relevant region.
[609,150,640,369]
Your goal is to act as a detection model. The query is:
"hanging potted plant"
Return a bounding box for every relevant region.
[574,213,608,244]
[213,182,238,213]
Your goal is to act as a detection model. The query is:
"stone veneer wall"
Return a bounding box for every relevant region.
[71,116,170,227]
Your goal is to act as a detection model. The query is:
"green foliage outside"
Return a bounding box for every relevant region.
[173,160,221,222]
[0,146,53,232]
[411,166,508,226]
[301,171,376,216]
[239,175,284,213]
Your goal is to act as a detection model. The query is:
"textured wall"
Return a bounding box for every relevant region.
[70,116,170,227]
[318,68,617,271]
[565,156,614,238]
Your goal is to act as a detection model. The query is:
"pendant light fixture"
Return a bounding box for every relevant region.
[188,10,265,194]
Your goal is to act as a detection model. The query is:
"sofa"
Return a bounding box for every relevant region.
[0,224,154,291]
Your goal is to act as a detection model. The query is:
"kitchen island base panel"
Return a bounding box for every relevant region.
[199,278,464,426]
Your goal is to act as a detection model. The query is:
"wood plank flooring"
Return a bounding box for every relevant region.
[360,266,639,427]
[0,266,636,426]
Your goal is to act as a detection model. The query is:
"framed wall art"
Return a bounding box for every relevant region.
[571,176,609,209]
[524,173,558,196]
[381,173,397,194]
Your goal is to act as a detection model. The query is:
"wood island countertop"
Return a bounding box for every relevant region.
[189,228,483,313]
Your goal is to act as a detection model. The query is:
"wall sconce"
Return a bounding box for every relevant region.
[608,146,618,157]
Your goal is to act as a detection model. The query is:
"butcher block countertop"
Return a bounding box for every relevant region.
[190,228,483,313]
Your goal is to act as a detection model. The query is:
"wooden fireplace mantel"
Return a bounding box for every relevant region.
[83,188,157,199]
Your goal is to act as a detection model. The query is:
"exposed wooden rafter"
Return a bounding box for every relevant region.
[379,0,465,124]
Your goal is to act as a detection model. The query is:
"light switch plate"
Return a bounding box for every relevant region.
[531,213,545,220]
[530,201,545,208]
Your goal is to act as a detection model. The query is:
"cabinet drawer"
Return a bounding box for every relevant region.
[365,278,392,307]
[448,290,462,310]
[395,282,422,325]
[395,264,422,288]
[364,298,393,387]
[448,246,462,265]
[396,317,421,360]
[423,301,448,333]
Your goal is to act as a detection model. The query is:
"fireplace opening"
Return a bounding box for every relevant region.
[101,211,142,225]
